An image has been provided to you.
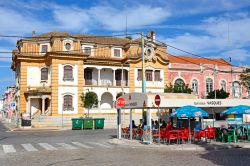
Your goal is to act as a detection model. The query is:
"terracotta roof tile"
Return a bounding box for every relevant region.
[168,55,231,66]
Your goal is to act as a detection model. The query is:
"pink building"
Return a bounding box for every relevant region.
[168,56,248,99]
[2,86,16,119]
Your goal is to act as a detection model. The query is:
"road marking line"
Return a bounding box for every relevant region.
[57,143,78,150]
[2,145,16,153]
[38,143,57,150]
[21,144,38,152]
[71,142,93,149]
[87,142,112,148]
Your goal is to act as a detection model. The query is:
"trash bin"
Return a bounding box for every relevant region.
[94,118,105,129]
[71,118,83,130]
[83,118,93,129]
[21,113,31,127]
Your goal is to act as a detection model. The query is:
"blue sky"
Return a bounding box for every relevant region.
[0,0,250,95]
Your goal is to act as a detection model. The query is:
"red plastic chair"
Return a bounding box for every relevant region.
[122,128,129,139]
[137,129,143,140]
[180,128,190,143]
[194,130,205,141]
[206,128,216,140]
[159,128,167,143]
[166,131,178,144]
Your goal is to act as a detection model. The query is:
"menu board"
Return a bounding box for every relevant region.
[243,114,250,123]
[227,114,243,124]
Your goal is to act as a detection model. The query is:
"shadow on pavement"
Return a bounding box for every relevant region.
[197,142,250,166]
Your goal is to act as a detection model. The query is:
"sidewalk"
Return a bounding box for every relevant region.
[0,119,70,132]
[109,138,250,151]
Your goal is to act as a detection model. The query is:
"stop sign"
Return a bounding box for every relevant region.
[155,95,161,106]
[116,97,126,107]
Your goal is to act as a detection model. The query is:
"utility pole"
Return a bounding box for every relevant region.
[141,33,146,123]
[214,65,217,99]
[141,32,146,93]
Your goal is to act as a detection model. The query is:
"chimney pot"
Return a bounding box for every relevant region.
[151,31,155,42]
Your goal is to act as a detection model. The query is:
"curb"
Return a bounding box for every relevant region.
[1,121,70,132]
[109,139,248,151]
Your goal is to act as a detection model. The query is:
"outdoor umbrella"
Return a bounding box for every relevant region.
[170,105,208,142]
[170,105,208,118]
[221,105,250,133]
[221,105,250,115]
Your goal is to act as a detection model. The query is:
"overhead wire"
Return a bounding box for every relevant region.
[145,35,243,68]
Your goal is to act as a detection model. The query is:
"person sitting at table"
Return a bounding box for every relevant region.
[161,120,166,128]
[151,120,155,129]
[129,120,137,129]
[154,120,159,129]
[166,122,172,130]
[194,121,202,132]
[138,119,144,130]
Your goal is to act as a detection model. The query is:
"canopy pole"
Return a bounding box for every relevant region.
[158,107,160,143]
[130,109,133,140]
[189,118,191,143]
[147,108,152,143]
[117,108,121,139]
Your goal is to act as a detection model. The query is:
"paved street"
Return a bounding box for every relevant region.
[1,122,250,166]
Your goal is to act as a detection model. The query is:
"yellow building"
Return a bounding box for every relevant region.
[11,31,170,128]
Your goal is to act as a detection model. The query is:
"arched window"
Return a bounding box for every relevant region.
[63,95,73,110]
[175,78,184,86]
[206,78,213,94]
[221,80,226,91]
[192,79,198,94]
[41,67,48,81]
[175,78,185,91]
[232,81,241,98]
[63,65,73,81]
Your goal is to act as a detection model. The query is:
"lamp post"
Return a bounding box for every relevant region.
[141,32,146,123]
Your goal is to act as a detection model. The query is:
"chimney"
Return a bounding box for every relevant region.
[151,31,155,42]
[32,31,36,37]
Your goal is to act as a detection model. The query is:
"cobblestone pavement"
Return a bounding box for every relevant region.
[1,145,250,166]
[1,121,250,166]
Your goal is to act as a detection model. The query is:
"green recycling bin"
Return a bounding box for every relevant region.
[83,118,93,129]
[71,118,83,130]
[94,118,105,129]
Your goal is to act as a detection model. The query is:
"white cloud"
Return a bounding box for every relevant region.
[164,13,250,65]
[53,7,91,32]
[51,4,171,32]
[220,49,250,64]
[0,7,52,35]
[166,0,250,16]
[89,5,171,31]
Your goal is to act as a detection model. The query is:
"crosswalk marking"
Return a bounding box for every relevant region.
[0,141,112,154]
[57,143,78,150]
[38,143,57,150]
[2,145,16,153]
[72,142,93,149]
[87,142,112,148]
[21,144,38,152]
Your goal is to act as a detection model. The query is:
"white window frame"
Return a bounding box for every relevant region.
[40,67,49,82]
[112,47,122,58]
[232,81,241,98]
[206,78,214,95]
[191,79,198,94]
[63,64,74,81]
[81,44,94,56]
[220,80,227,92]
[39,43,50,54]
[63,40,74,51]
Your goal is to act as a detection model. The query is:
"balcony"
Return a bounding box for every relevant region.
[84,79,97,86]
[116,80,128,86]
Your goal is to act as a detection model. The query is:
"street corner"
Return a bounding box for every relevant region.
[109,138,141,146]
